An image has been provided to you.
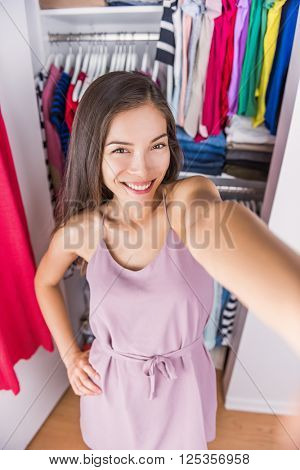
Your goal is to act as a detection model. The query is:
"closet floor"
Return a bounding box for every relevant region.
[26,369,298,450]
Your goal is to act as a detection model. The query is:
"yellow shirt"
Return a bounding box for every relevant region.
[253,0,287,128]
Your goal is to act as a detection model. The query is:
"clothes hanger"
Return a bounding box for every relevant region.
[125,33,133,72]
[109,40,118,72]
[64,45,75,75]
[141,33,150,73]
[71,43,83,85]
[54,52,64,69]
[93,37,103,80]
[116,34,126,71]
[152,60,159,83]
[72,45,91,102]
[100,42,108,76]
[79,44,98,101]
[44,52,55,74]
[131,39,137,71]
[114,38,121,71]
[119,42,127,71]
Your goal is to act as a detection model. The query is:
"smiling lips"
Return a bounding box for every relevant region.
[122,179,155,190]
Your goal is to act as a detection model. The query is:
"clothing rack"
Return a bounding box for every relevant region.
[47,30,266,204]
[48,32,160,43]
[179,173,266,201]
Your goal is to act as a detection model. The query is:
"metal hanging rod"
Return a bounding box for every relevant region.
[48,32,159,43]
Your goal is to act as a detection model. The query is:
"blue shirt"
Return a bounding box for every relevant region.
[265,0,300,135]
[50,71,71,159]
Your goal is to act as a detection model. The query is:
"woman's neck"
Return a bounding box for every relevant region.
[106,185,165,228]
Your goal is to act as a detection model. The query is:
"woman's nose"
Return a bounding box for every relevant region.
[128,152,149,173]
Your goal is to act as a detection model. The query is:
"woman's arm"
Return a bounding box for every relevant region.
[34,215,102,396]
[34,224,81,367]
[187,197,300,356]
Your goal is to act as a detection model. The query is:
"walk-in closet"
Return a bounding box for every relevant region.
[0,0,299,450]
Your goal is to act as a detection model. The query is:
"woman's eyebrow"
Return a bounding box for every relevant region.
[105,133,168,146]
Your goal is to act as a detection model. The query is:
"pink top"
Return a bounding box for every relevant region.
[41,64,64,191]
[200,0,237,137]
[80,187,217,449]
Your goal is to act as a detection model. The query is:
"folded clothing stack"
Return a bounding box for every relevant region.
[176,126,226,176]
[225,115,276,145]
[223,115,274,181]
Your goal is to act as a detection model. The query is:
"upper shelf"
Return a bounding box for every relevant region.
[40,6,163,16]
[40,6,163,32]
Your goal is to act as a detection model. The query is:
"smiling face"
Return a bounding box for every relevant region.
[101,102,170,205]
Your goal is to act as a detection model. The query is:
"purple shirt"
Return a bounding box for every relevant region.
[227,0,252,115]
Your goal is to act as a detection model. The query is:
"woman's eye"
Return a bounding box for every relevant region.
[153,143,167,150]
[112,148,128,154]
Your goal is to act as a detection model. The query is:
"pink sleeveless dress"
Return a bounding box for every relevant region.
[80,187,217,450]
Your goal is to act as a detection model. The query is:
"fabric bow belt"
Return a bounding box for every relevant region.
[99,335,204,400]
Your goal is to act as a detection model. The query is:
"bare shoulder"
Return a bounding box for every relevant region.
[35,208,102,286]
[166,175,222,206]
[164,176,223,237]
[52,209,100,252]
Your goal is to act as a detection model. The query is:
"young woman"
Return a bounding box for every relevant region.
[34,71,300,450]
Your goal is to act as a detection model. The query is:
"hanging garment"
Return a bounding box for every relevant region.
[237,0,264,116]
[80,187,217,449]
[42,64,65,195]
[184,0,206,116]
[219,0,238,128]
[35,70,56,207]
[0,108,54,394]
[215,287,231,346]
[219,293,238,346]
[184,0,222,138]
[177,4,193,126]
[171,1,183,120]
[200,0,237,139]
[253,0,275,111]
[65,71,87,132]
[155,0,178,65]
[50,71,71,160]
[265,0,300,134]
[154,0,178,104]
[203,280,224,350]
[227,0,252,116]
[253,0,288,128]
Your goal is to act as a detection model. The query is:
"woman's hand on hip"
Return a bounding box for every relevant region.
[66,349,102,396]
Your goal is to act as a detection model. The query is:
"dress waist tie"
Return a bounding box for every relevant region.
[98,335,204,400]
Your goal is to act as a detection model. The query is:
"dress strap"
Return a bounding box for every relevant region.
[162,186,172,229]
[100,202,108,235]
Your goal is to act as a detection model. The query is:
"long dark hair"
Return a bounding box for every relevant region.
[51,70,184,274]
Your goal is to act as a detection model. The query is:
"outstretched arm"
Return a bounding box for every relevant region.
[187,197,300,357]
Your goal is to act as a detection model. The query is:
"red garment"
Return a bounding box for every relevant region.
[65,71,86,131]
[220,1,237,128]
[0,108,54,395]
[198,0,237,140]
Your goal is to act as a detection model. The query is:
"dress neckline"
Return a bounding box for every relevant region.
[99,186,173,274]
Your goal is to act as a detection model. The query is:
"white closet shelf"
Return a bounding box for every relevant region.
[40,6,163,28]
[40,6,163,16]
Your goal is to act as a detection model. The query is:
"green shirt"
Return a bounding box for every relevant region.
[237,0,265,116]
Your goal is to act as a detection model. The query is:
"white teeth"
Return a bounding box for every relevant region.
[125,181,152,190]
